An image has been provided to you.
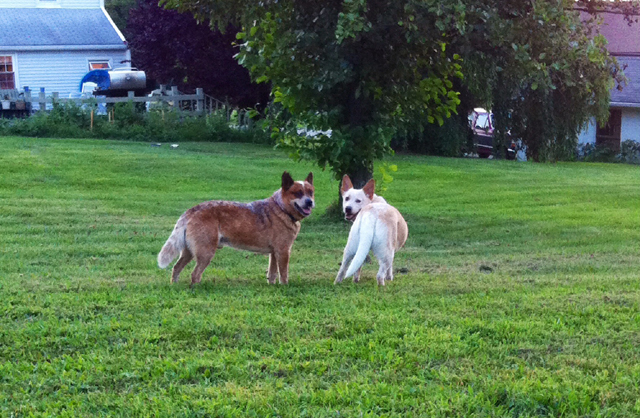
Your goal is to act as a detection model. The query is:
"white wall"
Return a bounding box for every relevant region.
[14,49,129,96]
[0,0,100,8]
[621,108,640,143]
[577,117,596,145]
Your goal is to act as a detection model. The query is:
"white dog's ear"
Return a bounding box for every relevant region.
[363,178,375,200]
[341,175,353,195]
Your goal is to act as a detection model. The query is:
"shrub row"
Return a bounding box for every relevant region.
[0,101,271,144]
[576,140,640,164]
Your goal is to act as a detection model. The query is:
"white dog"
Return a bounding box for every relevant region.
[334,175,408,286]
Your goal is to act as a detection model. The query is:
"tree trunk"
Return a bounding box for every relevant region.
[336,77,375,203]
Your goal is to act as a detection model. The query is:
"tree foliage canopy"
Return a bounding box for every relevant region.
[455,0,637,161]
[162,0,639,174]
[163,0,464,185]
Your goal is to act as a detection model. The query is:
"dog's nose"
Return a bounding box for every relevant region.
[305,198,313,208]
[345,206,352,214]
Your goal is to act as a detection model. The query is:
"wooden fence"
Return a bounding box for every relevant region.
[21,87,206,113]
[0,86,253,128]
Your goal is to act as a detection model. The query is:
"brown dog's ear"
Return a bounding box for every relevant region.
[341,175,353,195]
[281,171,294,191]
[363,178,375,200]
[305,172,314,185]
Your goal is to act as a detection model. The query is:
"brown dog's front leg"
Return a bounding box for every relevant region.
[267,253,279,284]
[275,250,290,284]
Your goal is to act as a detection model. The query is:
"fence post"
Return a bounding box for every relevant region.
[39,88,46,112]
[52,92,59,106]
[128,91,135,100]
[196,88,204,115]
[25,90,32,113]
[170,86,178,110]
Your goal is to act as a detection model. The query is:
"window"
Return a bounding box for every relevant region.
[596,109,622,152]
[475,113,490,130]
[0,56,15,89]
[89,61,111,71]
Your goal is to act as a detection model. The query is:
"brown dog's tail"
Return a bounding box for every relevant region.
[158,216,187,269]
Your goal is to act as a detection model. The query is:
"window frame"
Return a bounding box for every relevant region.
[596,108,622,152]
[0,54,16,90]
[88,59,112,71]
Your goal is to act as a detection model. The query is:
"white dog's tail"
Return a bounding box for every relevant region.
[345,214,376,277]
[158,216,187,268]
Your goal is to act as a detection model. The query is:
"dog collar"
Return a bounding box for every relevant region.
[284,210,297,223]
[274,193,298,224]
[279,203,298,223]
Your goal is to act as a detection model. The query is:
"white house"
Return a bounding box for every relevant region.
[0,0,130,97]
[578,10,640,149]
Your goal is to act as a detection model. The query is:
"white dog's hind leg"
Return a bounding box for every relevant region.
[335,227,360,284]
[375,261,390,286]
[352,267,362,283]
[371,224,393,286]
[374,250,393,286]
[335,253,355,284]
[385,260,394,281]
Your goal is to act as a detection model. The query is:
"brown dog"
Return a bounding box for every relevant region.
[158,171,315,285]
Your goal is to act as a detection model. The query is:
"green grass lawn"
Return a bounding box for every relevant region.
[1,136,639,417]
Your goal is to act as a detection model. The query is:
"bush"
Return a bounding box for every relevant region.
[391,113,472,157]
[576,143,617,163]
[576,140,640,164]
[0,101,271,144]
[617,140,640,165]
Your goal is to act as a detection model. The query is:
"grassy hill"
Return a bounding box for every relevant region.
[1,136,639,416]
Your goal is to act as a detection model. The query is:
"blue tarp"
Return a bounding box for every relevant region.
[79,70,110,91]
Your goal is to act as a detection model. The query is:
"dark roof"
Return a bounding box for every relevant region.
[611,57,640,106]
[0,8,126,49]
[579,10,640,56]
[596,11,640,56]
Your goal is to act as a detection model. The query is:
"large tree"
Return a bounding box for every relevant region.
[161,0,637,178]
[127,0,269,108]
[162,0,463,187]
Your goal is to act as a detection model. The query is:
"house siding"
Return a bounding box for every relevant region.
[15,49,129,96]
[0,0,100,8]
[621,109,640,143]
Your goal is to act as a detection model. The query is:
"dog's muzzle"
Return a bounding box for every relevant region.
[294,199,314,217]
[344,206,358,221]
